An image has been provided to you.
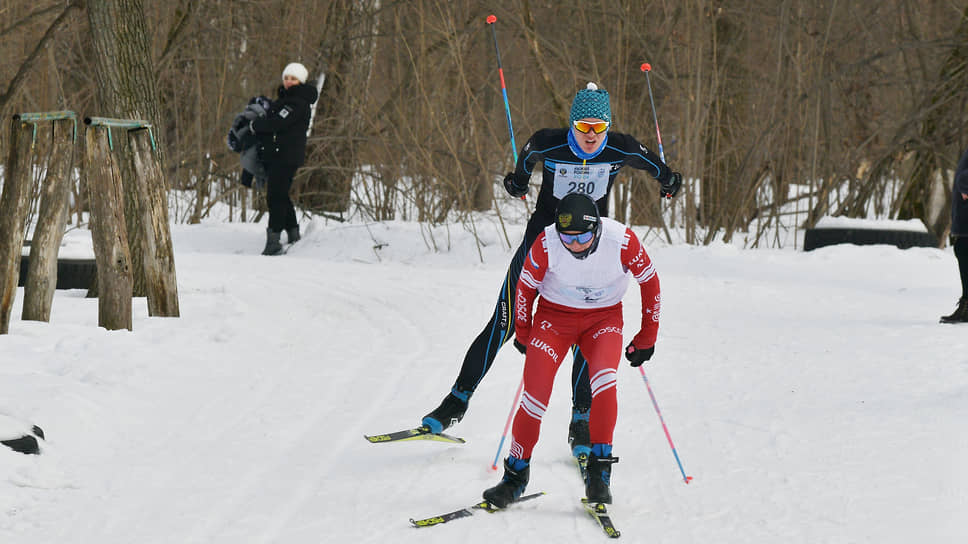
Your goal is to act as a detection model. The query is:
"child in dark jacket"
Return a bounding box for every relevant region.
[227,96,271,189]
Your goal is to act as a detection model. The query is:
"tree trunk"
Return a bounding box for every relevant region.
[84,126,133,331]
[86,0,169,298]
[22,118,75,322]
[521,0,568,126]
[0,119,35,334]
[128,128,180,317]
[299,0,373,214]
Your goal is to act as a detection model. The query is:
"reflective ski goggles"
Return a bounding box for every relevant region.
[572,120,610,134]
[558,231,596,245]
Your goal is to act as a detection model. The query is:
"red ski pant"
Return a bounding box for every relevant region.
[509,300,624,461]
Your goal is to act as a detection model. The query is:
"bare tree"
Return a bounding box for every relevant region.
[2,0,968,250]
[0,2,84,115]
[86,0,179,315]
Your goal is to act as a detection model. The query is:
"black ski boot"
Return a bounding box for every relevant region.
[421,389,470,434]
[568,407,591,458]
[940,297,968,323]
[483,457,530,508]
[585,453,619,504]
[286,226,301,244]
[262,228,283,256]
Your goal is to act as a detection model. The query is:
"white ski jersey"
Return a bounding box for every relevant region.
[519,217,655,310]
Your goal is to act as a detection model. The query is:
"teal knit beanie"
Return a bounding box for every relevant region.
[570,82,611,124]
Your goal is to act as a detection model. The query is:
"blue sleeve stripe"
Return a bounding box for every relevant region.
[544,159,622,168]
[522,142,571,175]
[605,143,661,177]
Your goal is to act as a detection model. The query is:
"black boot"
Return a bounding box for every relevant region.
[262,228,283,256]
[286,226,301,244]
[585,453,619,504]
[940,297,968,323]
[421,390,469,434]
[568,407,591,458]
[483,457,530,508]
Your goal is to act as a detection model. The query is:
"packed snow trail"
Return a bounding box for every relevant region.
[1,220,966,543]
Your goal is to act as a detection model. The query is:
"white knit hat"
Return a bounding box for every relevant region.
[282,62,308,84]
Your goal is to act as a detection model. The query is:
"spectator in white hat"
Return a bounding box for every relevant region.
[249,62,318,255]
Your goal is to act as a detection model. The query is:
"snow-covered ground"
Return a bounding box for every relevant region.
[1,213,966,543]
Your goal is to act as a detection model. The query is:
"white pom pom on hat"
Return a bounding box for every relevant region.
[570,81,610,123]
[282,62,309,84]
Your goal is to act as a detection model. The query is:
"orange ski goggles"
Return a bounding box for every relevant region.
[572,120,610,134]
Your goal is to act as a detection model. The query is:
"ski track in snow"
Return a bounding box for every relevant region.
[161,263,430,544]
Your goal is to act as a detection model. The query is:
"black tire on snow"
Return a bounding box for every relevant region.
[803,228,938,251]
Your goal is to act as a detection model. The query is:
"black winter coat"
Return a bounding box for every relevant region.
[251,83,319,166]
[953,148,968,236]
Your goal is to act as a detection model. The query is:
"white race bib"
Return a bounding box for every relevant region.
[552,163,610,200]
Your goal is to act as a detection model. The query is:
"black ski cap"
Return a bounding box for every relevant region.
[555,193,600,233]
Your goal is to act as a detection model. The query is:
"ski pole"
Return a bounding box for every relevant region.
[640,63,665,163]
[640,62,675,244]
[486,14,526,203]
[491,376,524,470]
[638,365,692,484]
[486,15,517,164]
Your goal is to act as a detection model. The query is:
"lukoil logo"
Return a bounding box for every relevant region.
[529,338,559,362]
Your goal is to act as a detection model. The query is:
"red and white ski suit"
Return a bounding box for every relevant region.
[509,218,660,460]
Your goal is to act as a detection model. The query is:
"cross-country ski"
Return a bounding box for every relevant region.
[582,498,621,538]
[364,426,465,444]
[409,492,545,528]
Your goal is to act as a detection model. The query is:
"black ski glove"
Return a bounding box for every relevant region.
[625,342,655,367]
[504,172,529,198]
[660,171,682,199]
[513,339,527,355]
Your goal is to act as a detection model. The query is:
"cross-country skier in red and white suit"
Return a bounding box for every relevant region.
[483,193,661,508]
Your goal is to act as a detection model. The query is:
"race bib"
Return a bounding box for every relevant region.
[573,286,607,304]
[552,163,610,200]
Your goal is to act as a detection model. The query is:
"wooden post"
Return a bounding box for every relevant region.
[0,118,35,334]
[84,125,133,331]
[127,128,179,317]
[23,118,76,321]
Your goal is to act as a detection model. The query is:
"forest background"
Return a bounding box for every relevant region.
[2,0,968,249]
